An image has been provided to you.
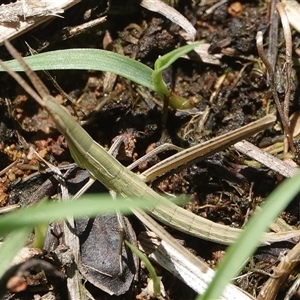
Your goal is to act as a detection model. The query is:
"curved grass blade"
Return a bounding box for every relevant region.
[1,44,201,109]
[125,240,161,297]
[0,49,154,90]
[152,42,201,97]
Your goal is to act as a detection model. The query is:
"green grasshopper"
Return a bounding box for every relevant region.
[1,40,300,257]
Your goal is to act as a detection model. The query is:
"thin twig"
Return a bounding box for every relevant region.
[277,3,294,153]
[256,31,295,152]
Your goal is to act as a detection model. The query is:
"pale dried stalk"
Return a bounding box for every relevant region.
[282,0,300,33]
[139,231,254,300]
[140,0,196,40]
[233,140,298,178]
[0,0,81,44]
[257,242,300,300]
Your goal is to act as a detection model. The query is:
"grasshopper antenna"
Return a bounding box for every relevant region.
[0,40,49,106]
[0,58,44,107]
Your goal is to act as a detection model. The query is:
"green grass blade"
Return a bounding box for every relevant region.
[154,42,201,73]
[0,228,32,277]
[0,194,157,236]
[1,45,201,109]
[125,240,161,297]
[0,49,154,90]
[0,194,160,287]
[152,42,201,96]
[199,170,300,300]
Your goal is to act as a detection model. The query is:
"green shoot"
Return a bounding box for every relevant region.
[0,43,200,109]
[125,240,161,297]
